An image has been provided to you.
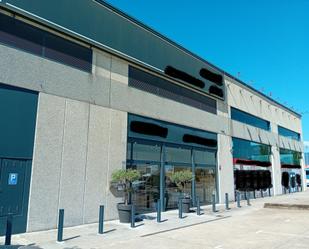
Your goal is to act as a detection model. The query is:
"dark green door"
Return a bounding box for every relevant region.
[0,83,38,235]
[0,158,32,235]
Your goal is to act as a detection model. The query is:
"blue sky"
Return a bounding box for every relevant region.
[106,0,309,141]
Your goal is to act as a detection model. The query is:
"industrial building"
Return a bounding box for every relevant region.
[0,0,305,235]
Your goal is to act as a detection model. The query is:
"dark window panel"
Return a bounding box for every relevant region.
[278,126,300,141]
[129,66,217,114]
[0,13,92,72]
[231,107,270,131]
[0,13,43,55]
[44,34,92,72]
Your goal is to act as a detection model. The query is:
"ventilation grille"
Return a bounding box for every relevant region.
[0,13,92,72]
[129,67,217,114]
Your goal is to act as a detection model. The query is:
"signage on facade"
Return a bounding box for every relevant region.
[8,173,18,185]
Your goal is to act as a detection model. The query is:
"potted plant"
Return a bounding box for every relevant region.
[170,170,193,213]
[111,168,141,223]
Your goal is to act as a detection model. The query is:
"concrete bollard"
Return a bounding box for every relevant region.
[57,209,64,242]
[98,205,104,234]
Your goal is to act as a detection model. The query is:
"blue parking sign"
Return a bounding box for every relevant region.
[8,173,18,185]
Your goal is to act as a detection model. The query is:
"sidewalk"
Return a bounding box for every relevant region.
[1,191,308,249]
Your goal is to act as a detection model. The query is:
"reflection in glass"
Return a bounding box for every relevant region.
[280,148,301,165]
[165,164,192,210]
[195,167,216,204]
[131,162,160,212]
[232,138,271,162]
[127,140,218,212]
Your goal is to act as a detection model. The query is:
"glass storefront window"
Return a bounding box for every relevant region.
[194,149,216,165]
[127,140,218,212]
[195,167,216,204]
[165,146,191,164]
[131,162,160,212]
[132,142,161,162]
[280,148,301,165]
[278,126,300,141]
[232,138,271,162]
[231,107,270,131]
[165,165,192,209]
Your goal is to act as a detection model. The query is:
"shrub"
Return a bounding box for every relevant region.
[169,170,193,197]
[111,169,141,205]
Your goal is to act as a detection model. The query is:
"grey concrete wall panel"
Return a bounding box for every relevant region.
[111,56,129,85]
[0,44,110,107]
[105,110,128,219]
[110,79,228,135]
[226,78,302,133]
[83,105,111,224]
[27,93,65,232]
[28,93,127,230]
[58,99,89,227]
[230,120,261,144]
[1,0,224,98]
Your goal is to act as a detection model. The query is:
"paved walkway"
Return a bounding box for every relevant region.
[1,191,309,249]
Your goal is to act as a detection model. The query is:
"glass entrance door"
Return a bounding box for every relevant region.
[127,140,218,212]
[194,149,217,204]
[164,146,192,210]
[127,141,162,213]
[132,162,160,212]
[195,167,216,204]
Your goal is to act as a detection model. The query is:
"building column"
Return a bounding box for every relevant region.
[217,134,234,202]
[271,145,282,195]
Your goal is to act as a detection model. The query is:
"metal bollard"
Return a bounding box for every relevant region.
[178,198,183,219]
[98,205,104,234]
[130,204,135,228]
[157,199,161,223]
[260,189,264,198]
[253,191,256,199]
[212,194,217,212]
[196,197,201,215]
[236,191,241,208]
[246,192,251,206]
[57,209,64,242]
[225,193,230,210]
[5,214,13,246]
[268,188,271,196]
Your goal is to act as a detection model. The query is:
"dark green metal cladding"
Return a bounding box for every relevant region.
[1,0,224,97]
[0,83,38,159]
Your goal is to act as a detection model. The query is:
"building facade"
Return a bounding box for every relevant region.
[0,0,305,235]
